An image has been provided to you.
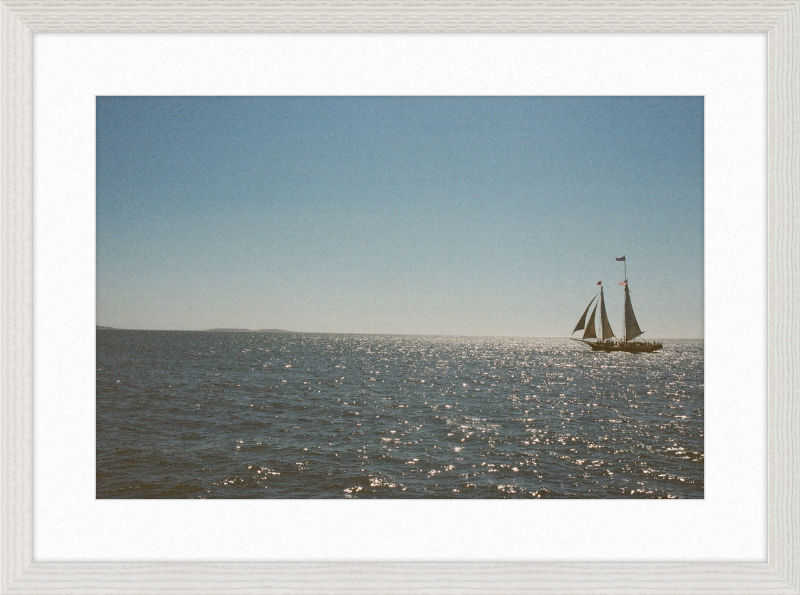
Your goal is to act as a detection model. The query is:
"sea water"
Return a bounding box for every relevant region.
[96,330,703,498]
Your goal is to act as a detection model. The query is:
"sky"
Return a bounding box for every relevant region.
[96,96,703,338]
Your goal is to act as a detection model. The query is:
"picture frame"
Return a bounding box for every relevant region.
[2,1,797,593]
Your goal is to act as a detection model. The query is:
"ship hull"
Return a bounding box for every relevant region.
[573,339,663,353]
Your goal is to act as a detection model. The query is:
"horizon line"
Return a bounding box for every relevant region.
[96,326,704,340]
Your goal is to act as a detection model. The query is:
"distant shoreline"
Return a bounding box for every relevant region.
[96,326,292,333]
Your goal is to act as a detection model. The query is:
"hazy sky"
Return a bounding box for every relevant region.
[97,96,703,338]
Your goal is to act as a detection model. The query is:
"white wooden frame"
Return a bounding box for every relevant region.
[2,1,798,593]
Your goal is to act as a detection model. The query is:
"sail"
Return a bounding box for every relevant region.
[599,288,615,340]
[582,304,598,339]
[572,295,597,334]
[624,283,644,340]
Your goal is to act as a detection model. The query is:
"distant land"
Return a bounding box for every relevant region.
[96,326,292,333]
[206,328,292,333]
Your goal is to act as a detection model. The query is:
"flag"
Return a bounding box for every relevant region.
[619,281,627,286]
[597,281,602,285]
[616,256,626,261]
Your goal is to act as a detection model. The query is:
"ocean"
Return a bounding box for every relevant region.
[96,330,703,498]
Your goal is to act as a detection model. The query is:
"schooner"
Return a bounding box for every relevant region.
[571,257,663,353]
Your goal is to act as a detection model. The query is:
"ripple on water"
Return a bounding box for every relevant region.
[97,332,704,498]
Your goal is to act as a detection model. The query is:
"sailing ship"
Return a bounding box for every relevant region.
[571,257,663,353]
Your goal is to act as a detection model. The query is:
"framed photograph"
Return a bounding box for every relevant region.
[95,94,705,501]
[2,2,798,593]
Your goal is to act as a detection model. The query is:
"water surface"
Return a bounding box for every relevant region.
[97,331,703,498]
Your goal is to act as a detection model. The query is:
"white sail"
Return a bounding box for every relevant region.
[582,303,598,339]
[624,283,644,340]
[573,295,597,334]
[599,288,615,340]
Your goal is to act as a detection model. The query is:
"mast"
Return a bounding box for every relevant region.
[582,303,598,340]
[599,287,615,341]
[618,255,644,341]
[623,283,644,341]
[623,259,627,341]
[617,256,628,341]
[623,284,627,342]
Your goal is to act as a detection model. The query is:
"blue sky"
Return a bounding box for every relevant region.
[97,96,703,338]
